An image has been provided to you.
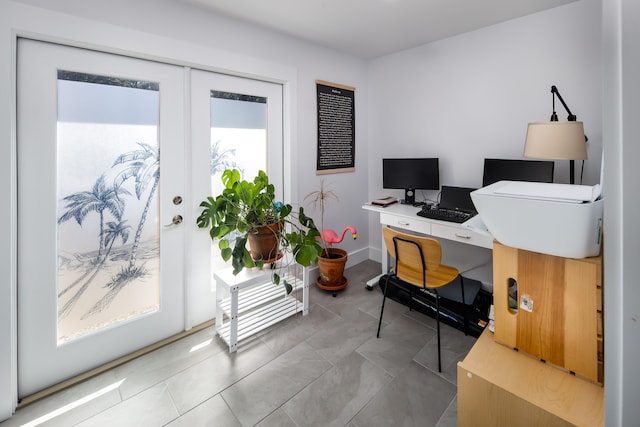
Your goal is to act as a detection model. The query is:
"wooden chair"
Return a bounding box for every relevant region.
[376,226,467,372]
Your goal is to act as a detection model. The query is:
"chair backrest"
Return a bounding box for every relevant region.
[382,227,444,287]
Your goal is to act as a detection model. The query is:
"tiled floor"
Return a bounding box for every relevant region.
[2,260,478,426]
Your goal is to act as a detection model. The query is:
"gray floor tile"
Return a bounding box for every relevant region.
[413,322,477,385]
[282,351,392,427]
[305,308,379,365]
[166,338,277,414]
[436,395,458,427]
[350,361,456,427]
[113,327,226,400]
[358,288,409,326]
[1,371,122,427]
[357,314,436,377]
[221,342,332,426]
[76,382,178,427]
[254,408,298,427]
[166,394,241,427]
[311,281,379,322]
[257,303,338,356]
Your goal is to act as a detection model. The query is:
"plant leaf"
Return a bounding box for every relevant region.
[283,280,292,294]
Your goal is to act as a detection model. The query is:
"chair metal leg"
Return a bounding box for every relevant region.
[376,274,392,338]
[435,292,442,373]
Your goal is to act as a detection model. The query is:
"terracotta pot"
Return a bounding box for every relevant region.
[247,222,282,263]
[317,248,348,287]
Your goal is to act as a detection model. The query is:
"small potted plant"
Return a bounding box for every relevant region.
[196,169,323,293]
[305,180,357,295]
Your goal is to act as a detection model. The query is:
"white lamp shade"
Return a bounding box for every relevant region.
[524,121,587,160]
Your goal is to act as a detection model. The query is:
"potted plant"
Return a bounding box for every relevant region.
[305,180,357,295]
[196,169,323,293]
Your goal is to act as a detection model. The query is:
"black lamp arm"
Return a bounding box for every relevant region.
[549,85,587,185]
[551,85,577,121]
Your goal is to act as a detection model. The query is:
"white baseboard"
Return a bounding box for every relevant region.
[367,246,383,264]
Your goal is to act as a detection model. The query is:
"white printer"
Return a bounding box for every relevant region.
[471,181,603,259]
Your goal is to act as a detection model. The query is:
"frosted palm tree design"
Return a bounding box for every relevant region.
[57,176,130,318]
[113,142,160,270]
[103,220,132,258]
[58,175,127,263]
[211,140,239,175]
[58,219,131,320]
[56,142,160,323]
[81,143,160,318]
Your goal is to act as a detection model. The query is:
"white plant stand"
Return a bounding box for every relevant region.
[214,265,309,353]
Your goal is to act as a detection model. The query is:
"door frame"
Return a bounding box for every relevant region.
[1,11,299,417]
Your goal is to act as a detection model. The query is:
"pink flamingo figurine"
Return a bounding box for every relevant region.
[319,226,357,247]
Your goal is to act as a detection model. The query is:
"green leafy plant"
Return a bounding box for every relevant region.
[196,169,323,293]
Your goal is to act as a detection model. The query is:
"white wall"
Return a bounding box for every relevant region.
[0,0,369,419]
[603,0,640,425]
[366,0,602,257]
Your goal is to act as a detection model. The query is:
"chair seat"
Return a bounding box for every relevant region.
[398,264,460,289]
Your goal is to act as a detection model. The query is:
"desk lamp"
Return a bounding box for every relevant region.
[523,85,587,184]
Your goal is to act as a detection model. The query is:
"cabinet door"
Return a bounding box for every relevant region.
[493,242,603,383]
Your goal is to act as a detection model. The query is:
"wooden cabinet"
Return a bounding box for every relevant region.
[458,330,604,427]
[492,242,603,384]
[457,243,605,426]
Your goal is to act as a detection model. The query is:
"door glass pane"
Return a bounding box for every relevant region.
[56,71,161,343]
[209,91,267,272]
[209,91,267,195]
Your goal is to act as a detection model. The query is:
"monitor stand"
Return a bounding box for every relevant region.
[404,188,415,205]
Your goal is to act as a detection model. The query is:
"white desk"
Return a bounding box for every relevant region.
[363,203,495,289]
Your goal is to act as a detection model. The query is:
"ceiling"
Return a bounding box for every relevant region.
[181,0,578,59]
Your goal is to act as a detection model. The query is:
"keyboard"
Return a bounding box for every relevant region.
[417,206,474,223]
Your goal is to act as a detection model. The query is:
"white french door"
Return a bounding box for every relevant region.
[188,69,284,324]
[16,38,285,398]
[17,39,187,397]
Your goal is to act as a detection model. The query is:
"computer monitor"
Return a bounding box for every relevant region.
[383,158,440,205]
[482,158,555,187]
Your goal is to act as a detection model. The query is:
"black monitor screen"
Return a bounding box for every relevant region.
[383,158,439,205]
[482,158,554,187]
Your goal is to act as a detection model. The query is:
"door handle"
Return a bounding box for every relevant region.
[165,215,183,227]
